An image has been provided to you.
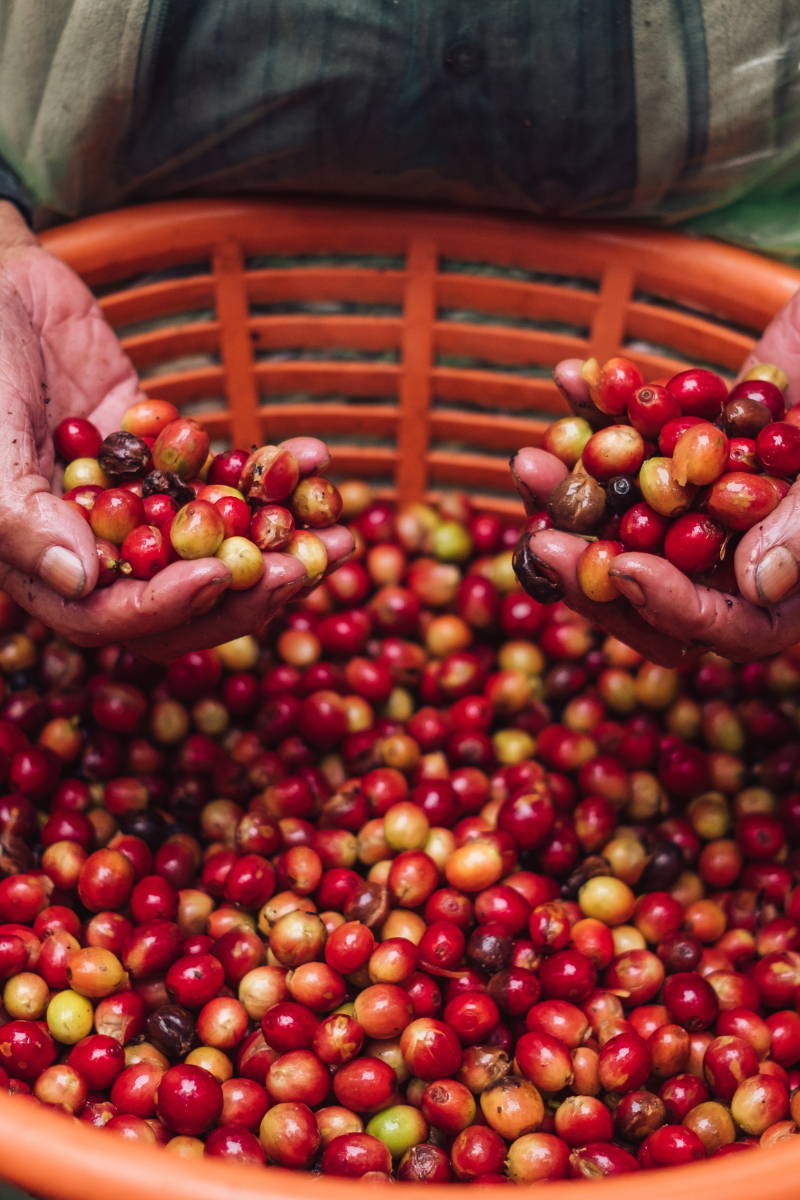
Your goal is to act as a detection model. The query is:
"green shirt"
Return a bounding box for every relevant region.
[1,0,800,256]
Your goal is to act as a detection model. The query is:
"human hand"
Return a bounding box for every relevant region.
[511,288,800,665]
[0,201,353,659]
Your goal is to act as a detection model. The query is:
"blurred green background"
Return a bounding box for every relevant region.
[0,1185,32,1199]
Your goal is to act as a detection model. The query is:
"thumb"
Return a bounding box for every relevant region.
[0,480,99,598]
[734,482,800,607]
[738,286,800,407]
[510,447,569,514]
[554,358,592,416]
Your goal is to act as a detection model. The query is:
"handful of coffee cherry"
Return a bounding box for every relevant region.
[539,358,793,602]
[53,400,343,594]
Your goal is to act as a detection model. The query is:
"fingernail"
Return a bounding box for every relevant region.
[189,575,230,615]
[512,535,564,603]
[553,378,577,411]
[39,547,86,597]
[756,546,799,605]
[608,570,646,607]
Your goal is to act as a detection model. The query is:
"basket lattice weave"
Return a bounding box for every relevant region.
[42,199,800,515]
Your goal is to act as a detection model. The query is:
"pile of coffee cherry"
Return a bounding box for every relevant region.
[55,401,343,592]
[540,359,794,601]
[1,470,800,1182]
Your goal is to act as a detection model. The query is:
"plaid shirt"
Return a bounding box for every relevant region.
[1,0,799,242]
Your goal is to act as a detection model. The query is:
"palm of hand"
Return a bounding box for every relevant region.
[0,242,351,659]
[0,243,143,615]
[3,241,142,460]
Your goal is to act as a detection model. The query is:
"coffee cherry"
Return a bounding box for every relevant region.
[98,432,152,480]
[250,505,295,551]
[95,538,121,586]
[582,427,645,482]
[627,385,680,436]
[582,357,644,416]
[578,876,635,925]
[658,416,705,456]
[727,378,785,420]
[547,476,606,533]
[213,495,251,538]
[397,1143,452,1182]
[638,458,695,517]
[63,457,111,490]
[206,447,249,488]
[618,502,668,552]
[605,476,639,514]
[215,538,265,589]
[722,398,772,439]
[639,1124,706,1166]
[240,446,300,502]
[730,1075,789,1135]
[170,500,226,559]
[63,483,103,519]
[0,1019,57,1078]
[663,972,719,1031]
[152,418,210,480]
[156,1063,223,1134]
[598,1032,651,1093]
[671,422,728,486]
[706,472,781,531]
[543,417,593,466]
[259,1101,320,1167]
[290,477,343,528]
[478,1075,544,1140]
[146,1005,197,1060]
[90,489,144,544]
[54,418,103,462]
[726,437,759,473]
[756,421,800,477]
[576,541,624,603]
[666,368,727,419]
[142,470,195,506]
[400,1019,462,1079]
[663,514,726,575]
[120,525,171,580]
[122,399,181,437]
[286,531,329,584]
[321,1132,392,1177]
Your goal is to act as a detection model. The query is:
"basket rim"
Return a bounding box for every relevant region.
[42,195,800,301]
[1,1085,800,1199]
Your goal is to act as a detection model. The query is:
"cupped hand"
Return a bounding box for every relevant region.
[0,202,353,658]
[511,286,800,664]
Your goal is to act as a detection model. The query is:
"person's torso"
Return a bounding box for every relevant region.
[2,0,800,226]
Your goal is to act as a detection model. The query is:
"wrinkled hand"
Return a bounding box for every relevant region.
[511,287,800,665]
[0,201,353,659]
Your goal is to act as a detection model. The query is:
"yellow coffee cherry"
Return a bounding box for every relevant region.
[47,989,94,1044]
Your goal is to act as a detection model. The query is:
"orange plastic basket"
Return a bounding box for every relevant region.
[0,198,800,1200]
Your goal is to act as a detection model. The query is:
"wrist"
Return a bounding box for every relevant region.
[0,200,36,253]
